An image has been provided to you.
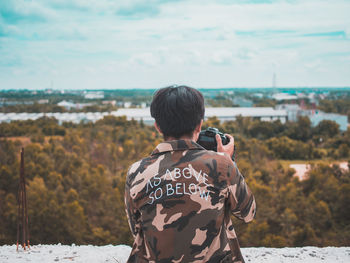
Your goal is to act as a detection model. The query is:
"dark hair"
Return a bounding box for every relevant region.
[150,85,205,139]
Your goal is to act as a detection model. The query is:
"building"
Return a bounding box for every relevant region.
[0,107,288,125]
[102,100,116,106]
[205,107,287,123]
[111,109,153,124]
[0,112,44,123]
[272,93,298,101]
[57,100,76,110]
[275,104,302,122]
[38,99,49,104]
[123,102,132,108]
[111,107,287,124]
[57,100,93,110]
[84,91,104,99]
[232,97,253,107]
[276,104,348,131]
[307,111,348,132]
[2,107,347,131]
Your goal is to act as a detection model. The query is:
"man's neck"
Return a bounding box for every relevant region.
[164,135,194,142]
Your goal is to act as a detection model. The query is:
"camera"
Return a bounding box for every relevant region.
[197,127,235,161]
[197,127,229,151]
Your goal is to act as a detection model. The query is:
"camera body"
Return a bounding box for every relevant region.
[197,127,229,152]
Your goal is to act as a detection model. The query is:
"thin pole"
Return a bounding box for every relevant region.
[23,150,30,248]
[21,149,25,250]
[16,147,30,251]
[16,185,21,251]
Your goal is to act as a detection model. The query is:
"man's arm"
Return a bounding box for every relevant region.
[216,134,256,222]
[124,178,137,238]
[227,163,256,222]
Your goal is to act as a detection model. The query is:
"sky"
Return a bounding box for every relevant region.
[0,0,350,90]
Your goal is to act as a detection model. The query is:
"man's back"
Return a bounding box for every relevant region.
[125,140,256,263]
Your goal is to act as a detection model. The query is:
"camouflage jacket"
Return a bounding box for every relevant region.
[125,140,256,263]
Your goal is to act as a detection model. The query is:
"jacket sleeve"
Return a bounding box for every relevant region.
[227,161,256,223]
[124,178,138,238]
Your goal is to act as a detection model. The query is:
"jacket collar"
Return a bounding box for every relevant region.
[151,139,204,155]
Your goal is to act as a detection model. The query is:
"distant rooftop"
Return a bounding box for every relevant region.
[272,93,298,101]
[0,107,288,125]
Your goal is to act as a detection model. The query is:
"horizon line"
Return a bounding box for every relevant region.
[1,86,350,92]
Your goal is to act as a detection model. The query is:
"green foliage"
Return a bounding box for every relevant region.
[0,116,160,246]
[248,120,285,140]
[267,136,313,160]
[319,98,350,118]
[253,98,277,107]
[0,117,65,137]
[314,120,340,138]
[0,103,67,113]
[285,116,312,141]
[206,96,238,107]
[0,115,349,247]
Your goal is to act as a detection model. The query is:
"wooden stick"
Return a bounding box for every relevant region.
[22,148,30,248]
[16,148,30,251]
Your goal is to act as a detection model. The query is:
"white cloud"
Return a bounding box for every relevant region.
[237,48,257,60]
[211,50,234,65]
[0,0,350,89]
[129,52,162,67]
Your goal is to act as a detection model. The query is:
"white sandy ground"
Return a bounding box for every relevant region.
[0,245,349,263]
[290,162,349,181]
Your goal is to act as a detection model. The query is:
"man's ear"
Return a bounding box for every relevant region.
[195,119,203,133]
[154,122,162,134]
[193,119,203,142]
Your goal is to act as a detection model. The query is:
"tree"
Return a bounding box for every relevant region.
[314,120,340,138]
[1,111,349,246]
[267,136,312,160]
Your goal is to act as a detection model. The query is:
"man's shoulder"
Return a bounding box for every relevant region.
[127,159,142,175]
[198,150,238,182]
[126,155,157,184]
[199,149,233,166]
[128,156,151,174]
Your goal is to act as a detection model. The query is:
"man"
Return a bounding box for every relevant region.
[125,85,256,263]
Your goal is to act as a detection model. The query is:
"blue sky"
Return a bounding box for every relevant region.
[0,0,349,90]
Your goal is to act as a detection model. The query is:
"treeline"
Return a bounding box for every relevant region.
[0,116,160,245]
[204,115,349,160]
[0,103,66,113]
[0,116,349,247]
[0,117,66,138]
[0,89,155,113]
[205,116,350,246]
[319,98,350,120]
[0,103,119,113]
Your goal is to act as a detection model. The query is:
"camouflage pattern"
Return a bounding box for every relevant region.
[125,139,256,263]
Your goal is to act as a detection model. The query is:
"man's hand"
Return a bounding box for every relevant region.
[216,133,234,159]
